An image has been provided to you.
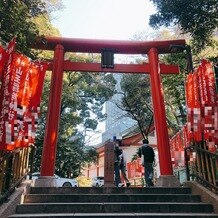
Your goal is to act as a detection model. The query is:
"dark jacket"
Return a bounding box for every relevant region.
[138,145,155,163]
[114,147,122,163]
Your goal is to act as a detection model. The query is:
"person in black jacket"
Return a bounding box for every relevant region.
[114,142,123,187]
[114,139,131,187]
[138,138,155,187]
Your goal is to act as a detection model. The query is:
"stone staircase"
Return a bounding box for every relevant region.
[8,186,218,217]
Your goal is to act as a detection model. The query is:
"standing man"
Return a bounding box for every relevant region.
[138,138,155,187]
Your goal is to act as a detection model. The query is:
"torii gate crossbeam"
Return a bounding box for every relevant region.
[33,37,185,54]
[32,37,186,186]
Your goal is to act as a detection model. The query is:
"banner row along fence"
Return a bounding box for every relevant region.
[126,60,218,188]
[0,37,48,151]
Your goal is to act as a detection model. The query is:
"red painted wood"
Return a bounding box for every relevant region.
[148,47,173,175]
[33,37,186,54]
[45,61,179,74]
[40,44,64,176]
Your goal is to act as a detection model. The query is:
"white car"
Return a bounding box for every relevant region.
[92,176,104,187]
[29,172,78,187]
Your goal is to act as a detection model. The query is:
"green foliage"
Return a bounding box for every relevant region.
[149,0,218,52]
[0,0,46,58]
[161,53,187,130]
[55,140,85,178]
[0,0,62,58]
[33,134,98,178]
[119,28,190,135]
[119,73,153,139]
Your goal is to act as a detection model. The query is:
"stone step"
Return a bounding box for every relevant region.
[15,202,214,214]
[29,187,192,195]
[23,194,201,203]
[8,187,218,218]
[8,212,218,218]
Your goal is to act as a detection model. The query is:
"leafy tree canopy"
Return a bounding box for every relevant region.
[149,0,218,52]
[0,0,62,58]
[119,29,189,140]
[113,71,153,140]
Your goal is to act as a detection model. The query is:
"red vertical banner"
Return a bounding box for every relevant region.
[170,130,185,168]
[182,124,189,148]
[0,45,6,78]
[198,65,207,107]
[27,62,47,146]
[185,70,202,142]
[0,53,30,149]
[28,62,47,108]
[192,71,202,141]
[200,60,217,143]
[185,73,194,141]
[214,105,218,145]
[177,131,184,151]
[0,38,16,150]
[170,135,176,167]
[0,37,47,151]
[201,60,216,106]
[13,54,31,148]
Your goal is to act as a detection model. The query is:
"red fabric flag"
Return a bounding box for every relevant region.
[0,38,16,150]
[198,65,207,106]
[185,74,194,140]
[0,38,47,150]
[182,124,189,148]
[185,71,202,142]
[26,62,47,147]
[12,54,31,148]
[28,62,48,108]
[200,60,217,141]
[8,53,30,149]
[0,45,6,79]
[192,71,202,141]
[201,60,216,106]
[214,104,218,144]
[16,61,47,148]
[170,135,176,167]
[0,52,30,150]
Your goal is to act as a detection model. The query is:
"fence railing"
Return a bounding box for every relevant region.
[184,144,218,194]
[0,146,35,204]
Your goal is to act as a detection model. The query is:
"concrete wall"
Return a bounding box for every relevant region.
[0,180,31,218]
[184,181,218,213]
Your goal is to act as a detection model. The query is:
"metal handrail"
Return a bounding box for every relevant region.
[185,144,218,194]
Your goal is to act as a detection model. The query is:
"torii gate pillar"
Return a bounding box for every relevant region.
[148,48,180,187]
[34,44,64,187]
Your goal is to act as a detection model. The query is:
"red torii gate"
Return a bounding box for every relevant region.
[32,37,186,186]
